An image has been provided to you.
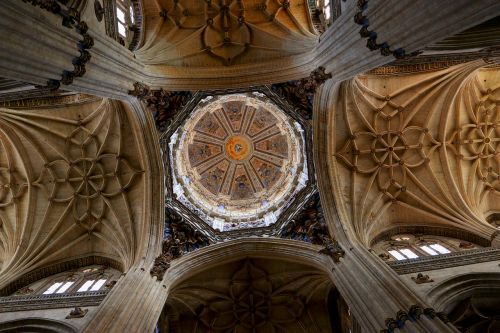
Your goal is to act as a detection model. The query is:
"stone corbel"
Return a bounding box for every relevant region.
[411,273,434,284]
[66,307,88,319]
[319,237,345,263]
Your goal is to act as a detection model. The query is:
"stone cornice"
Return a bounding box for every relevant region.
[0,291,108,313]
[388,247,500,275]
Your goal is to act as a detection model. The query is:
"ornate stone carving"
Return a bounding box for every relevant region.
[423,308,437,319]
[129,82,192,131]
[150,208,210,281]
[14,286,34,296]
[65,307,88,319]
[281,192,345,262]
[408,305,423,320]
[94,0,104,22]
[411,273,434,284]
[271,67,331,119]
[319,237,346,263]
[447,86,500,193]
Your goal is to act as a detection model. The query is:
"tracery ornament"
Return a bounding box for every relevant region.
[129,82,192,131]
[448,295,500,333]
[335,78,440,201]
[137,0,317,67]
[150,208,210,281]
[168,260,332,332]
[446,85,500,193]
[271,67,332,119]
[33,114,142,231]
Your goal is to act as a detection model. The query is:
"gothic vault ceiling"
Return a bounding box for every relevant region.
[169,93,308,232]
[325,62,500,245]
[136,0,317,68]
[0,95,152,285]
[163,258,333,332]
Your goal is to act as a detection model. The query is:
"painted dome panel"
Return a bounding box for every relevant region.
[170,93,308,232]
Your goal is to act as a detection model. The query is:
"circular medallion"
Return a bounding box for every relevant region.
[225,135,251,161]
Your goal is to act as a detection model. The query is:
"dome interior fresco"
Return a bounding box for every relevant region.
[169,93,308,232]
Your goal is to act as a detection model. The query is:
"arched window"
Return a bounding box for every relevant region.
[373,233,479,262]
[103,0,142,50]
[13,265,121,296]
[315,0,344,27]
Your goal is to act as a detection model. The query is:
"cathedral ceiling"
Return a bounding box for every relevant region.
[0,96,151,285]
[168,92,309,232]
[163,258,333,332]
[326,62,500,245]
[136,0,317,69]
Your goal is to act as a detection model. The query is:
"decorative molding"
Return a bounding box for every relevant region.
[0,93,100,109]
[21,0,93,90]
[388,247,500,275]
[150,208,211,281]
[0,291,107,313]
[129,82,192,131]
[270,67,331,120]
[366,53,495,75]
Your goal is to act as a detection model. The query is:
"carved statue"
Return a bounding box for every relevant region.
[151,208,210,280]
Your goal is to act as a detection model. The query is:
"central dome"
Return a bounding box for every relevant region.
[169,93,308,232]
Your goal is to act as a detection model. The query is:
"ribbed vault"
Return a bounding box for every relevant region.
[323,62,500,245]
[136,0,317,69]
[0,96,153,288]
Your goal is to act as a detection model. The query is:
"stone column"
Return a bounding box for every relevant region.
[0,0,144,99]
[314,80,459,333]
[316,0,500,82]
